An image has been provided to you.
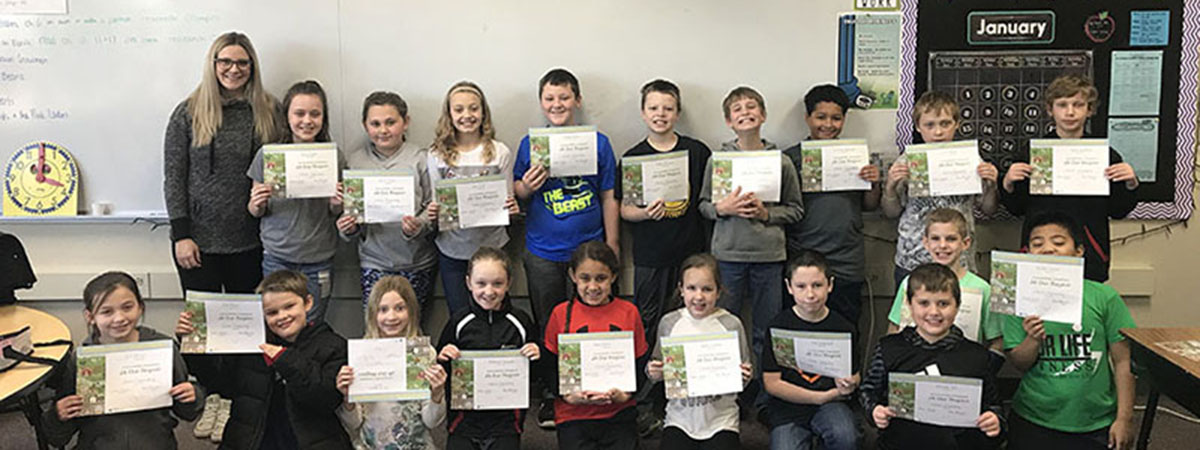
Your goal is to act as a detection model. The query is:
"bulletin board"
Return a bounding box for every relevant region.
[896,0,1197,219]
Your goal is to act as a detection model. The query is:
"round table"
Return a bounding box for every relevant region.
[0,305,72,450]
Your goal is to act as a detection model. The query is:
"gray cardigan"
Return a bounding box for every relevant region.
[43,326,202,449]
[698,139,804,263]
[163,99,267,254]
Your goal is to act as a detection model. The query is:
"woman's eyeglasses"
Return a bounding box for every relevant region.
[214,58,252,70]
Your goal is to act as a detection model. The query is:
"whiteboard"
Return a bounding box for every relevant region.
[0,0,341,214]
[1,0,901,215]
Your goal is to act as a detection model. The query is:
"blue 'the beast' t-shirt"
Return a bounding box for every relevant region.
[514,131,615,262]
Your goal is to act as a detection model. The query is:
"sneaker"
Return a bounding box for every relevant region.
[756,406,770,428]
[537,398,555,429]
[636,409,662,438]
[192,394,220,438]
[210,398,232,443]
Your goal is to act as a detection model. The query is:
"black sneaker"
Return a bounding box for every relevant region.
[756,407,770,427]
[636,409,663,438]
[537,398,556,429]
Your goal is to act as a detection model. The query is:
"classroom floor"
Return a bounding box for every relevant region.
[2,394,1197,449]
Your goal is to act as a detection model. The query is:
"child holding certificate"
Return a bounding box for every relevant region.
[761,251,860,450]
[616,79,713,433]
[618,80,713,342]
[646,253,752,449]
[698,86,804,415]
[46,272,201,449]
[425,81,519,316]
[335,276,447,450]
[338,92,437,314]
[544,241,648,449]
[247,80,344,322]
[886,208,1004,350]
[436,247,539,450]
[883,91,999,286]
[512,68,619,428]
[178,270,353,448]
[782,84,881,332]
[1003,212,1136,450]
[1000,75,1140,282]
[861,264,1003,450]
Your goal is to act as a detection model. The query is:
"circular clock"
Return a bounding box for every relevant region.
[4,141,80,216]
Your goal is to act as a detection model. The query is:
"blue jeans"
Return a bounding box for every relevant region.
[769,402,860,450]
[718,261,782,408]
[438,251,472,317]
[893,265,911,292]
[261,253,333,323]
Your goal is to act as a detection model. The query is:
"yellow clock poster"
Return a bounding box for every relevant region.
[4,141,79,217]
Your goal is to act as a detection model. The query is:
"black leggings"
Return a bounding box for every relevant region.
[556,408,640,450]
[446,434,520,450]
[173,247,263,294]
[1008,412,1109,450]
[660,427,739,450]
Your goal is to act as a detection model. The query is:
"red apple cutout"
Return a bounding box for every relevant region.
[1085,11,1116,43]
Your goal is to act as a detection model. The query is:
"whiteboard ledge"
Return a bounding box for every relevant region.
[0,212,169,225]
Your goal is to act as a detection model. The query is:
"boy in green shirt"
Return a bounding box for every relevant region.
[886,208,1003,350]
[1004,211,1136,450]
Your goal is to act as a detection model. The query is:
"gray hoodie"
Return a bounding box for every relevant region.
[44,326,202,449]
[342,141,437,271]
[698,139,804,262]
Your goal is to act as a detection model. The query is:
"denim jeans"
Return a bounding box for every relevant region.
[718,260,782,409]
[718,261,783,362]
[261,252,333,323]
[438,250,472,317]
[893,265,911,292]
[769,402,860,450]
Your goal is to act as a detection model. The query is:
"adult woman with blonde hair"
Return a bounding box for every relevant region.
[164,31,280,295]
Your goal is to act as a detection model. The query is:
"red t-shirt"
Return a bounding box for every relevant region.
[544,297,647,424]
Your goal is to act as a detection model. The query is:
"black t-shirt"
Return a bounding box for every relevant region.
[614,134,712,267]
[761,307,861,427]
[999,130,1139,282]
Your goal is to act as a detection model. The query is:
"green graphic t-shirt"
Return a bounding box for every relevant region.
[1003,280,1136,432]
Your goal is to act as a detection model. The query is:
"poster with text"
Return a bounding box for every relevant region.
[838,13,902,110]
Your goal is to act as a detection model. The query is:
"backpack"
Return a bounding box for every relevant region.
[0,232,36,305]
